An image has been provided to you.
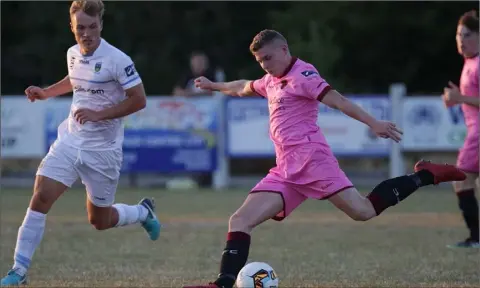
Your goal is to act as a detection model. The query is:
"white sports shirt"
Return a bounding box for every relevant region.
[57,38,142,151]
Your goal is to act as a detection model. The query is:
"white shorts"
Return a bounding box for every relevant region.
[37,140,123,207]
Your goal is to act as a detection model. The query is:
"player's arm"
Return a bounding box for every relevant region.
[195,77,259,97]
[456,95,479,107]
[25,75,72,102]
[443,81,479,108]
[321,90,378,127]
[97,83,147,121]
[212,80,256,97]
[43,75,73,98]
[321,90,403,142]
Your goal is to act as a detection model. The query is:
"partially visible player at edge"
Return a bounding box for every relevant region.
[184,30,467,288]
[1,1,161,286]
[442,10,479,249]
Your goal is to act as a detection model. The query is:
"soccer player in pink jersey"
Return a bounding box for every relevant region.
[184,30,467,288]
[442,11,479,248]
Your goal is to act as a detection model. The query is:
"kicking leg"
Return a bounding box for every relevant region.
[448,172,479,248]
[81,164,161,240]
[184,191,285,288]
[329,160,467,220]
[1,176,69,286]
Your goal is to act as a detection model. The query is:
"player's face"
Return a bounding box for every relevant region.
[456,25,479,58]
[253,43,289,77]
[70,11,102,54]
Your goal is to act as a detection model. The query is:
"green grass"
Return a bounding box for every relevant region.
[1,187,479,287]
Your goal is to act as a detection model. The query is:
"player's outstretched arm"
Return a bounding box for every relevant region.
[194,77,257,97]
[321,89,403,142]
[43,75,73,98]
[25,76,72,102]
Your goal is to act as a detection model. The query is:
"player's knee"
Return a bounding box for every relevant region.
[88,217,110,230]
[32,189,52,206]
[31,187,56,213]
[348,208,375,222]
[229,212,255,233]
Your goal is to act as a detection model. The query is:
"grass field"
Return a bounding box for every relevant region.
[1,187,479,287]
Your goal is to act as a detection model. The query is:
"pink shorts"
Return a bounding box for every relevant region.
[250,162,353,221]
[457,134,479,174]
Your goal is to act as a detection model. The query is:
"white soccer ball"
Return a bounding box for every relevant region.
[235,262,279,288]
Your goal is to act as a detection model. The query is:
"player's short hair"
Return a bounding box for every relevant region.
[249,29,288,53]
[70,0,105,20]
[458,10,479,33]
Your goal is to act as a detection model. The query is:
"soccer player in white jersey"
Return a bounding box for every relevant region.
[1,1,161,286]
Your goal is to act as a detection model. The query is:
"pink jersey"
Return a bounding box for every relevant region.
[459,55,479,133]
[250,57,335,183]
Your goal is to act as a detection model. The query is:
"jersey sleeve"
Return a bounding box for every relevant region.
[114,53,142,90]
[249,74,268,98]
[301,69,332,101]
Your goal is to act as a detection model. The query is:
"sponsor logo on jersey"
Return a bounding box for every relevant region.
[124,64,136,77]
[73,85,105,95]
[301,70,318,77]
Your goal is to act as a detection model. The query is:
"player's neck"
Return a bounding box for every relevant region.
[465,52,479,59]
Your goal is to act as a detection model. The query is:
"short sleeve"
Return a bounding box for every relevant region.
[249,74,268,98]
[301,69,332,101]
[114,53,142,90]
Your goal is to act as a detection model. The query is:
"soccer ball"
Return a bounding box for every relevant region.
[235,262,279,288]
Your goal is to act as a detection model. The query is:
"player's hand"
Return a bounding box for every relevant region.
[194,76,214,91]
[443,81,461,105]
[371,120,403,143]
[74,108,103,124]
[25,86,47,102]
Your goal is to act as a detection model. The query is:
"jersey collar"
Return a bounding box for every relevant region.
[276,56,298,79]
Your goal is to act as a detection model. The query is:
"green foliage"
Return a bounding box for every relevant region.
[1,1,477,95]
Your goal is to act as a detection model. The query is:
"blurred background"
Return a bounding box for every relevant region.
[1,1,478,189]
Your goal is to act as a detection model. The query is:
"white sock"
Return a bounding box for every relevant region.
[12,208,46,276]
[113,204,149,227]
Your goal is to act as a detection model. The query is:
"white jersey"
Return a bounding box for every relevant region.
[57,38,142,151]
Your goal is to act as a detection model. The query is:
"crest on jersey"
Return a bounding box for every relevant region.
[301,70,318,77]
[94,62,102,73]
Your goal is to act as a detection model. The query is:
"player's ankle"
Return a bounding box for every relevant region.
[11,265,27,277]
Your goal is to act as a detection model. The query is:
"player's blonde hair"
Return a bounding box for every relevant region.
[249,29,288,53]
[70,0,105,20]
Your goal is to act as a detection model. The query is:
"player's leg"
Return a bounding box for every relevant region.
[328,160,467,221]
[1,142,78,286]
[184,176,306,288]
[448,173,479,248]
[79,150,160,240]
[448,138,480,248]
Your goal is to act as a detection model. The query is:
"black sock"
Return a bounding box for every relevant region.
[366,170,434,215]
[214,232,251,288]
[457,189,479,242]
